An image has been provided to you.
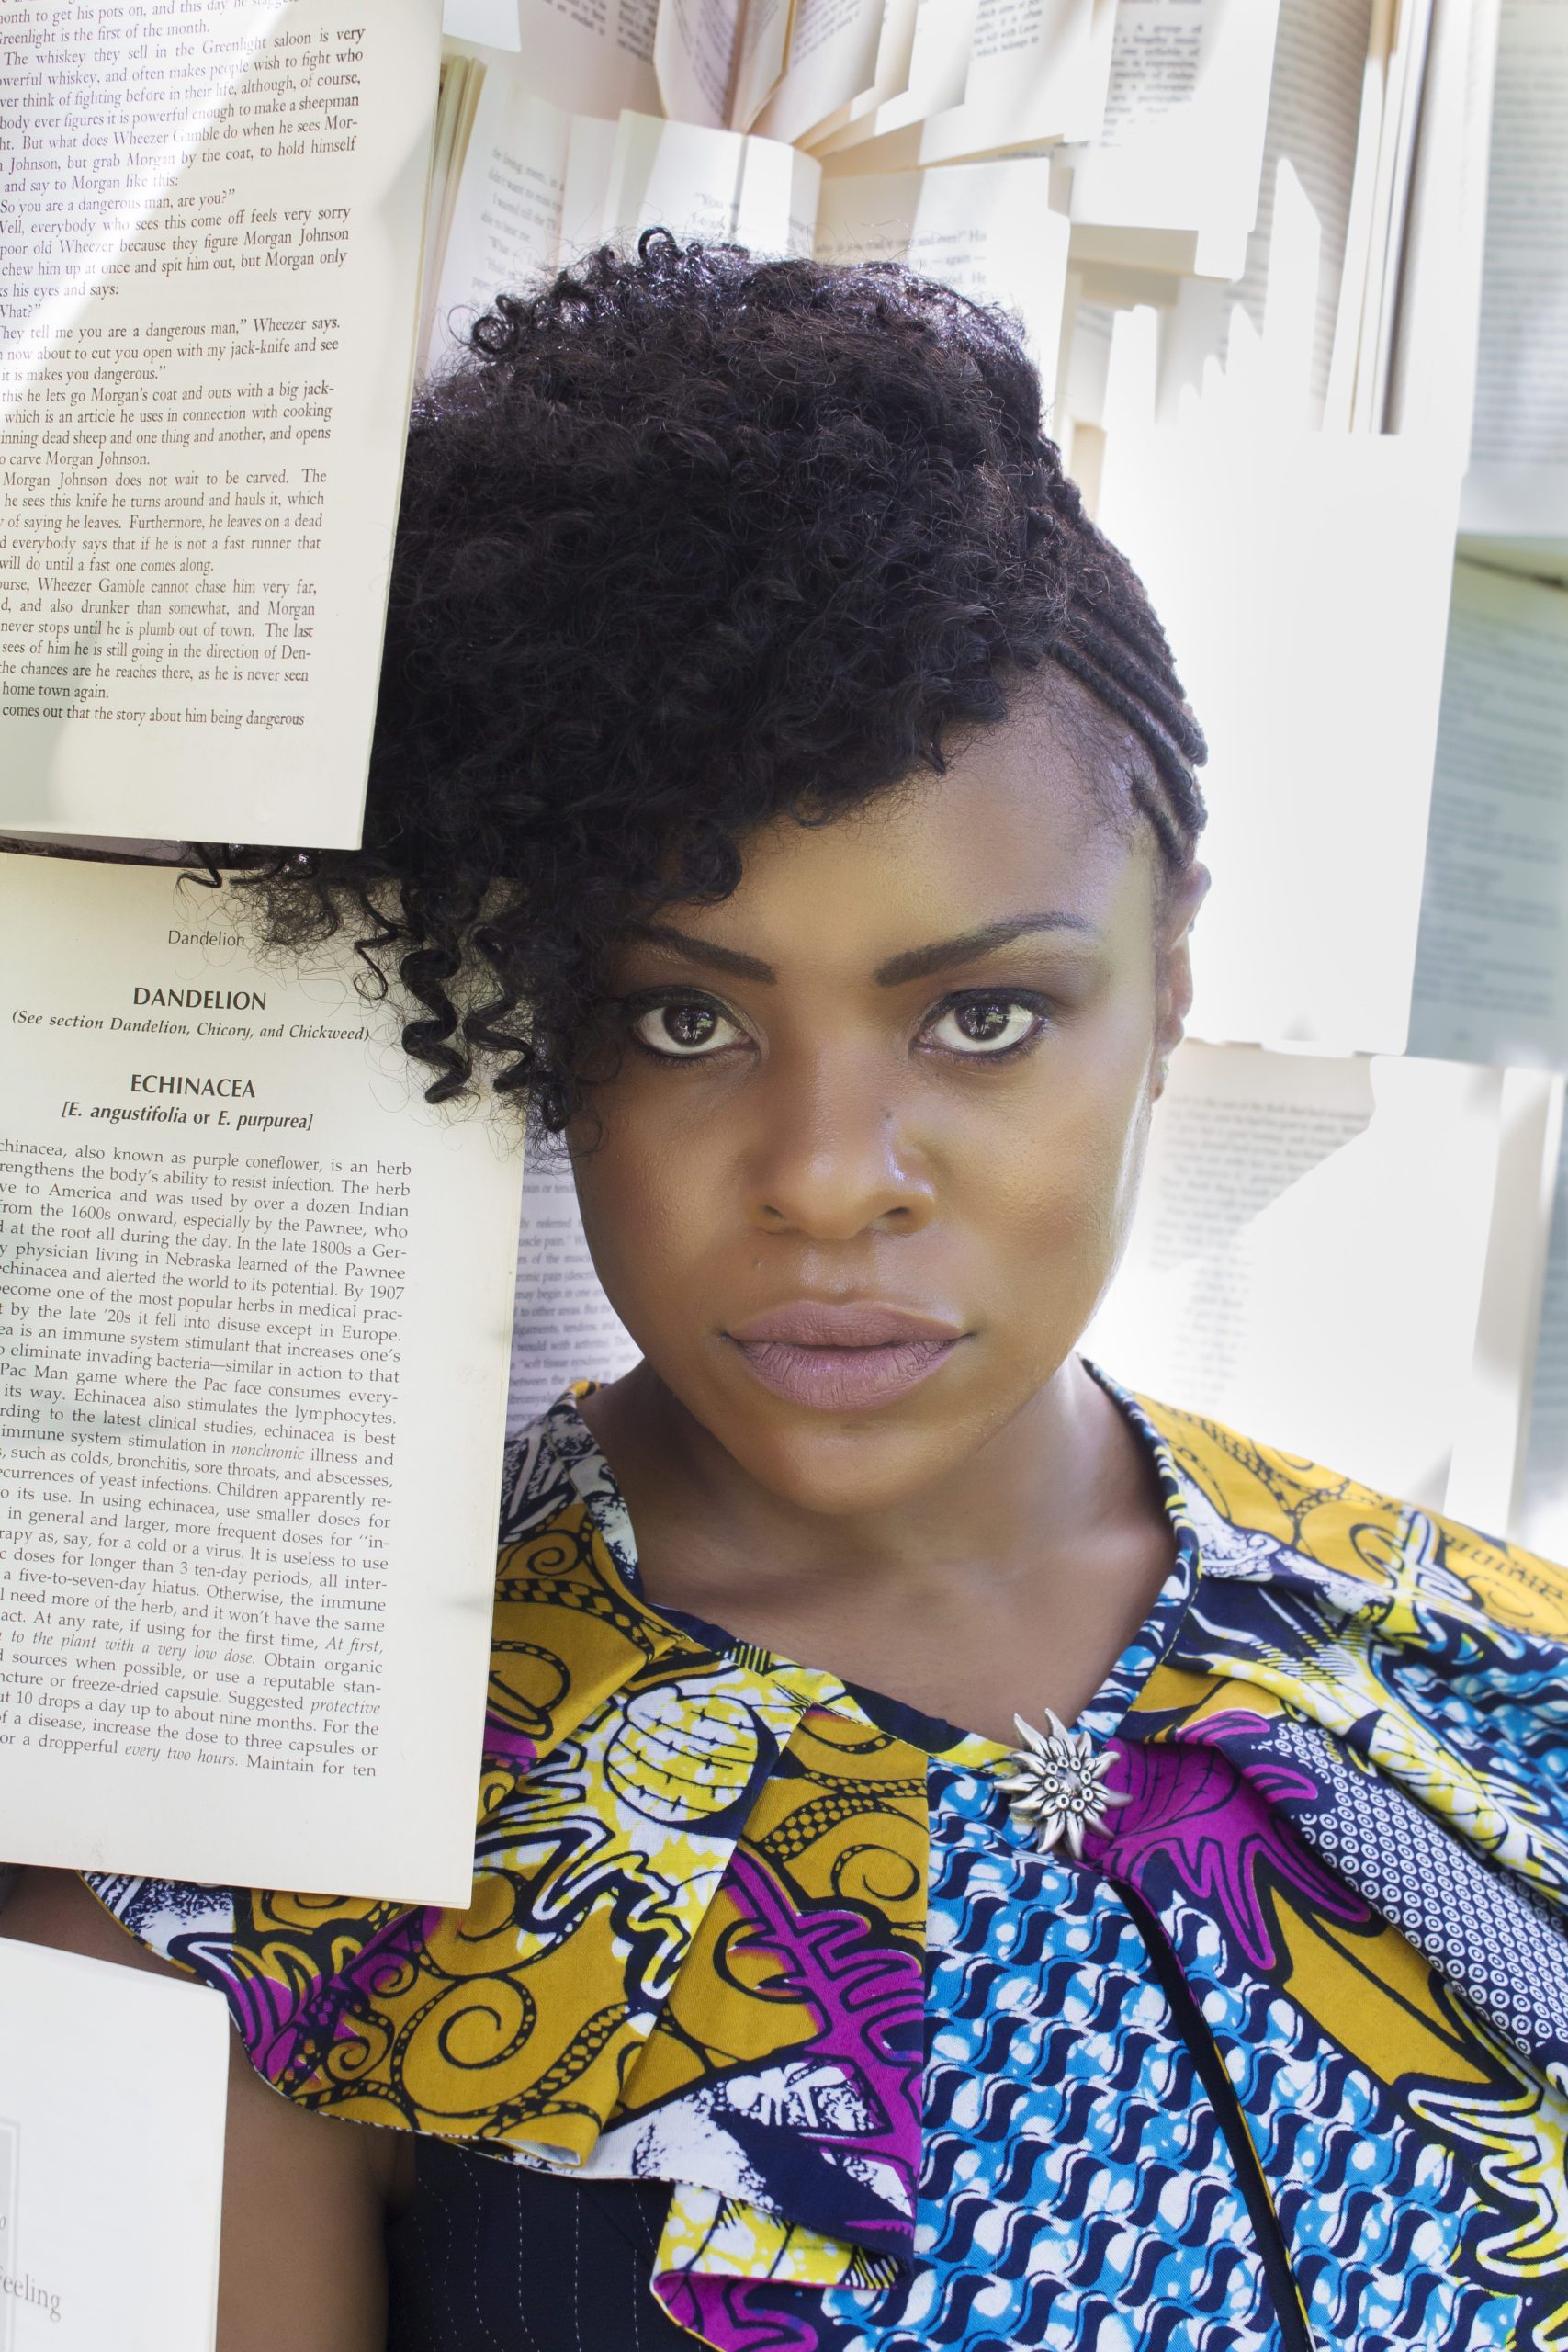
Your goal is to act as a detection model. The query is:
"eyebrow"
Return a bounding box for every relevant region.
[873,913,1100,987]
[626,912,1099,989]
[626,925,777,983]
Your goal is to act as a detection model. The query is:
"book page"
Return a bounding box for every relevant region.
[801,0,920,148]
[1097,428,1461,1056]
[1517,1112,1568,1562]
[1053,287,1112,494]
[560,114,621,254]
[1342,0,1432,433]
[415,54,483,378]
[604,113,821,254]
[444,0,521,39]
[654,0,748,129]
[1383,0,1503,446]
[0,854,524,1904]
[508,1156,638,1430]
[815,0,977,148]
[519,0,660,117]
[754,0,887,145]
[1084,1044,1514,1510]
[1444,1067,1563,1537]
[0,0,440,851]
[1408,563,1568,1070]
[814,159,1069,379]
[0,1936,228,2352]
[426,78,572,376]
[918,0,1115,163]
[1154,0,1373,431]
[1066,0,1282,256]
[1465,0,1568,534]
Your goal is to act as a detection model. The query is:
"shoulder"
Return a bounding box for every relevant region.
[1137,1389,1568,1647]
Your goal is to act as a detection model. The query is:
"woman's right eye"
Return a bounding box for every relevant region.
[628,998,749,1058]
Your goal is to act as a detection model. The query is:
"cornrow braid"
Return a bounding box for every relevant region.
[225,233,1208,1114]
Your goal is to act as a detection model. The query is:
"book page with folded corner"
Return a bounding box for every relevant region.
[916,0,1115,164]
[1444,1068,1563,1539]
[508,1157,640,1430]
[1065,0,1283,276]
[0,1937,229,2352]
[1083,1043,1520,1510]
[0,0,441,853]
[425,78,574,377]
[752,0,888,145]
[1517,1116,1568,1563]
[814,160,1069,378]
[603,113,821,254]
[1097,429,1461,1056]
[1461,0,1568,537]
[0,853,525,1904]
[1153,0,1375,435]
[1408,563,1568,1072]
[517,0,660,118]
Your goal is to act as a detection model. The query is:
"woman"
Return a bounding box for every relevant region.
[6,239,1568,2351]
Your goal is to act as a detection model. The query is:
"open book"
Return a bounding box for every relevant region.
[0,0,442,850]
[0,1935,228,2351]
[0,852,525,1904]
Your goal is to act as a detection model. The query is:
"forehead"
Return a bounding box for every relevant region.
[680,695,1153,965]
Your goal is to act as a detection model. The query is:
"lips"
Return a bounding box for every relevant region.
[724,1301,965,1412]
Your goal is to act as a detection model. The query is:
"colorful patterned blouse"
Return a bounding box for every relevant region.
[86,1376,1568,2352]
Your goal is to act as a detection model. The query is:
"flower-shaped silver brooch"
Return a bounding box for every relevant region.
[998,1707,1130,1857]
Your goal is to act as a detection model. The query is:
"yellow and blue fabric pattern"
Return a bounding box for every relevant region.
[86,1375,1568,2351]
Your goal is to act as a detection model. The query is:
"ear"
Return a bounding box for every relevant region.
[1152,862,1209,1095]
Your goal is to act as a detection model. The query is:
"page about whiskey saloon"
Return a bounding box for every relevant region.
[0,854,525,1905]
[0,0,440,851]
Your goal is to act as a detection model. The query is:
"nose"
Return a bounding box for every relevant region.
[741,1044,936,1241]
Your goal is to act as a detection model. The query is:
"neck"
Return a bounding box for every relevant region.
[579,1354,1159,1651]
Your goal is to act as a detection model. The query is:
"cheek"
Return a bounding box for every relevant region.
[968,1029,1152,1329]
[568,1091,720,1332]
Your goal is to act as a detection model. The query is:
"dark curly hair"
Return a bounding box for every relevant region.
[219,233,1206,1124]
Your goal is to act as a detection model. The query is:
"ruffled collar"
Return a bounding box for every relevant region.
[524,1367,1203,1759]
[85,1378,1568,2351]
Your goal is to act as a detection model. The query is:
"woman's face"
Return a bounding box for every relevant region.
[570,693,1204,1515]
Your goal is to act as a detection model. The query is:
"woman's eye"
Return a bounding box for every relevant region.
[924,996,1045,1056]
[629,999,748,1057]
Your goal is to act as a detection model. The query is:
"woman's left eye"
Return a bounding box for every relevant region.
[923,995,1047,1057]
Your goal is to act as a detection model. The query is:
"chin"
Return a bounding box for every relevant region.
[720,1409,964,1519]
